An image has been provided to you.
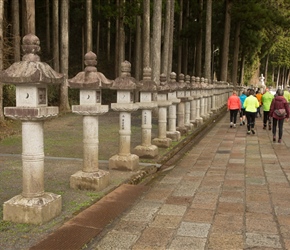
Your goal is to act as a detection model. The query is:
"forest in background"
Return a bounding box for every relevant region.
[1,0,290,116]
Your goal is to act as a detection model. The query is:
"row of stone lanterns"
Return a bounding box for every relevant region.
[1,34,231,225]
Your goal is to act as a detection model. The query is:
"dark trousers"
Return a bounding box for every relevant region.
[246,111,256,130]
[263,111,271,127]
[230,109,239,124]
[272,118,284,139]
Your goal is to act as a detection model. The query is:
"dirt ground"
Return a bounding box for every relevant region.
[0,110,170,249]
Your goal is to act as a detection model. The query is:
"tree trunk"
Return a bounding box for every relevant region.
[220,0,232,82]
[239,51,245,86]
[118,0,125,73]
[52,0,59,72]
[231,21,240,86]
[182,0,189,75]
[0,0,3,119]
[60,0,70,112]
[12,0,20,62]
[152,0,162,85]
[177,0,183,77]
[161,0,171,78]
[107,0,111,61]
[168,0,175,75]
[264,53,269,84]
[134,2,142,81]
[195,0,203,77]
[204,0,212,81]
[46,0,50,54]
[115,0,119,76]
[143,0,150,68]
[25,0,35,34]
[86,0,92,52]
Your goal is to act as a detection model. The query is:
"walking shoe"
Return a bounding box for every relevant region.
[233,124,236,128]
[273,136,276,142]
[278,139,281,143]
[243,121,245,125]
[263,126,266,130]
[247,131,251,134]
[251,129,255,134]
[268,126,271,130]
[240,122,243,126]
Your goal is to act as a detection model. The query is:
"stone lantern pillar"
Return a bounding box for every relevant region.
[176,74,190,135]
[185,75,193,130]
[1,34,63,224]
[68,51,111,191]
[152,74,172,148]
[134,67,158,158]
[166,72,181,141]
[190,76,197,126]
[109,61,139,171]
[195,76,203,125]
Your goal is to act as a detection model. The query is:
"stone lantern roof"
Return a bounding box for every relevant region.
[111,60,137,90]
[0,33,63,85]
[68,51,113,89]
[168,72,178,92]
[138,67,157,92]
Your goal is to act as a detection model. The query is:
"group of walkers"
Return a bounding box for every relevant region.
[227,87,290,143]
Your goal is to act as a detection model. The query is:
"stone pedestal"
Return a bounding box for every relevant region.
[134,103,158,158]
[153,100,172,148]
[109,105,139,171]
[70,105,110,191]
[2,117,62,224]
[167,93,181,141]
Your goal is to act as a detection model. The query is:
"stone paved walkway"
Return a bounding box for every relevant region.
[86,113,290,249]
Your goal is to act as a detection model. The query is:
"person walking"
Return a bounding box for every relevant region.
[261,88,274,130]
[227,90,241,128]
[256,88,262,118]
[269,89,290,143]
[244,89,259,134]
[239,90,247,126]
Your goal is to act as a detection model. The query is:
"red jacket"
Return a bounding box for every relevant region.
[269,96,290,120]
[227,94,241,110]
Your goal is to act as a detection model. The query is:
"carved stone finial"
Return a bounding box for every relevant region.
[84,51,97,73]
[121,61,131,77]
[22,34,40,62]
[170,72,177,82]
[143,66,152,80]
[160,73,167,85]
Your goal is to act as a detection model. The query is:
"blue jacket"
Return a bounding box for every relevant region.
[239,94,247,109]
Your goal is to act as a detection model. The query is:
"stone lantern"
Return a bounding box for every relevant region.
[109,61,139,171]
[68,51,112,191]
[1,34,63,224]
[133,67,158,158]
[166,72,181,141]
[152,73,172,148]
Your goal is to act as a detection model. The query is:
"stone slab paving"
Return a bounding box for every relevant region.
[86,113,290,249]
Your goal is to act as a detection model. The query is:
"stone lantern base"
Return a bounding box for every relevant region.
[70,170,110,191]
[133,144,159,158]
[3,193,62,225]
[109,154,139,171]
[166,131,181,141]
[152,138,172,148]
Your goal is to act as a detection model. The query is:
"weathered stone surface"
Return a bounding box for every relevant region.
[3,193,62,224]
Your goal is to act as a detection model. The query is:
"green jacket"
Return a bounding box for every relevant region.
[262,92,274,111]
[244,95,259,112]
[283,90,290,102]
